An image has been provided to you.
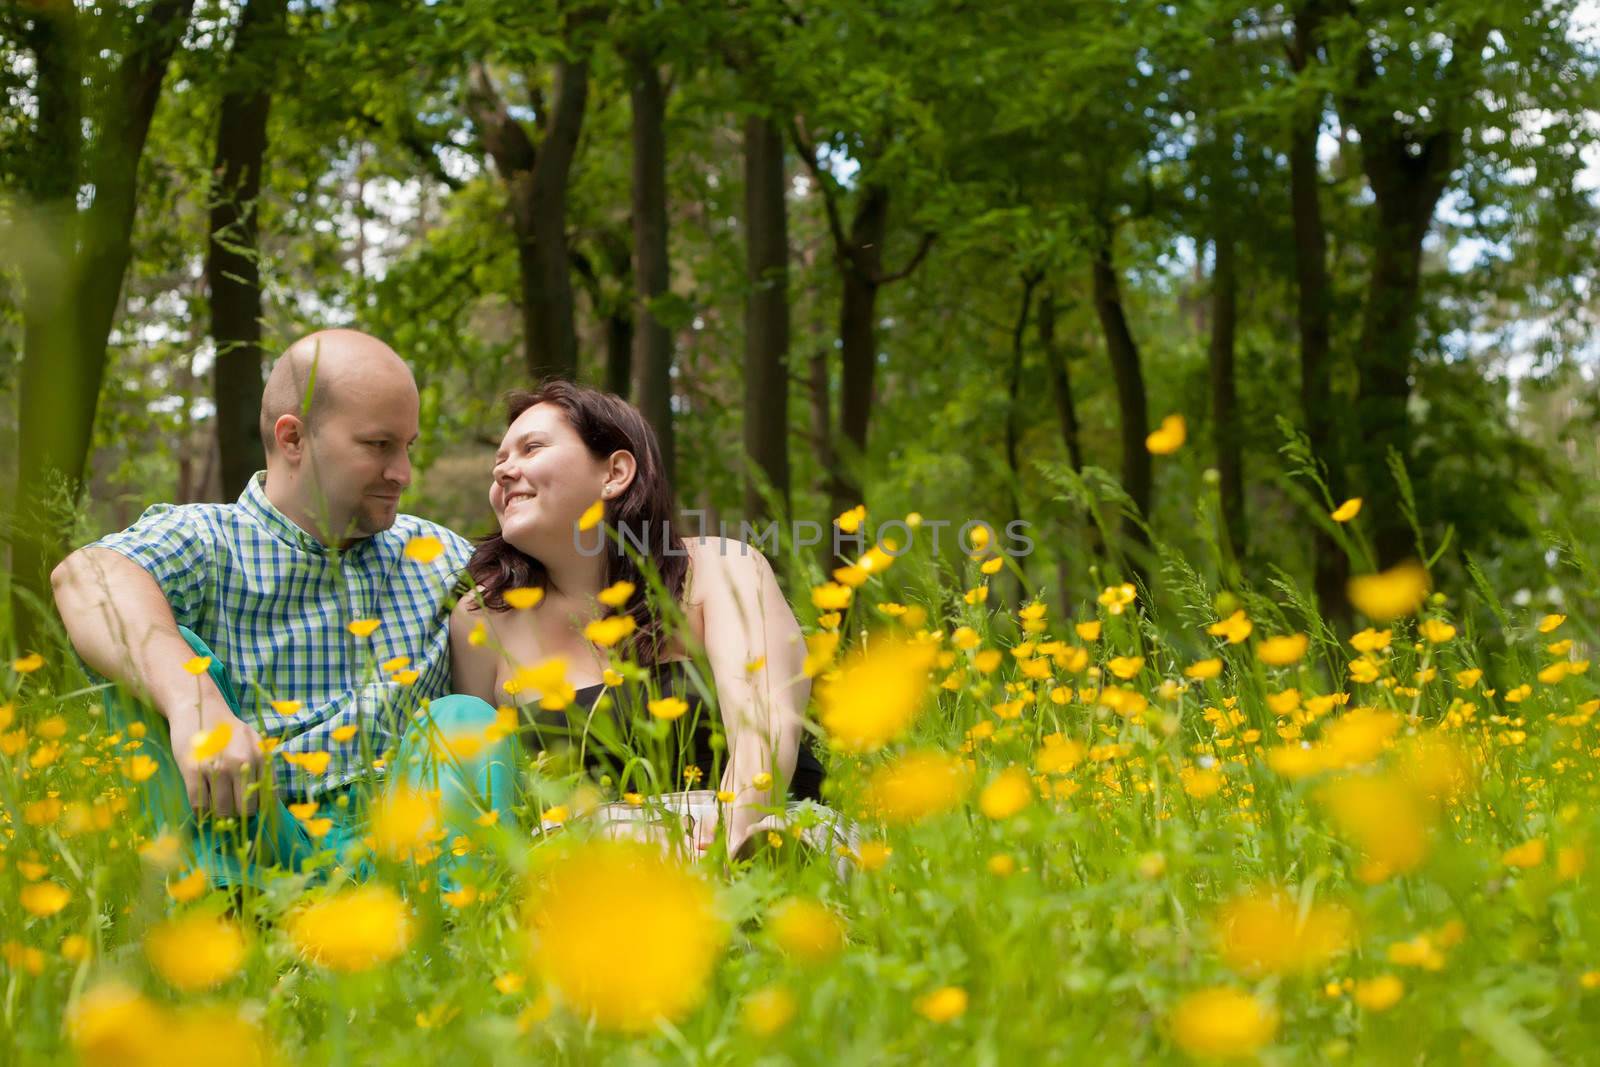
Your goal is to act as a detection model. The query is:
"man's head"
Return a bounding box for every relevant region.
[260,329,419,543]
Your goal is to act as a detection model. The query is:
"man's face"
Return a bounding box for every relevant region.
[303,386,420,541]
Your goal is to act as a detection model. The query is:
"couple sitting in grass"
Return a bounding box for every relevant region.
[51,328,827,890]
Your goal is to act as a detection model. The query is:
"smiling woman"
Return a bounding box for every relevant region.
[446,381,827,858]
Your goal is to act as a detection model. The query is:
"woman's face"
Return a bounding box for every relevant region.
[490,403,621,553]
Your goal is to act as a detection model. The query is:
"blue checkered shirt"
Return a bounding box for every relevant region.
[90,471,473,802]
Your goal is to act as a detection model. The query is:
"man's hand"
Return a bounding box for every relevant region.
[166,693,265,818]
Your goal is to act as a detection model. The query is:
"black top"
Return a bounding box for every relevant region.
[519,658,825,802]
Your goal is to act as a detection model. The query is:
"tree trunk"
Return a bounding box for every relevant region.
[12,0,195,646]
[742,115,791,522]
[627,45,675,483]
[1037,290,1086,473]
[1208,133,1246,563]
[1002,273,1038,599]
[467,60,588,383]
[1288,9,1349,621]
[208,0,287,501]
[1090,228,1152,554]
[828,184,889,522]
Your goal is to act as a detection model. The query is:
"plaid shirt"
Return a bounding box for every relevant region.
[91,472,473,802]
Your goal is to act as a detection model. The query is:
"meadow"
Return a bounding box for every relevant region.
[3,490,1598,1067]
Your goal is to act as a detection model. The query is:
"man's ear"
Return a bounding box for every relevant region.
[275,414,308,462]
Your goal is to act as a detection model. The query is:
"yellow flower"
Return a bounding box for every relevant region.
[1418,619,1456,644]
[1075,620,1102,642]
[288,885,413,972]
[835,504,866,533]
[182,655,212,676]
[1455,668,1482,688]
[1145,413,1186,455]
[1320,707,1401,768]
[1501,838,1547,869]
[524,840,726,1033]
[741,985,797,1036]
[1181,765,1222,798]
[766,897,846,965]
[67,983,166,1067]
[1098,583,1137,614]
[1347,560,1430,621]
[166,869,209,903]
[381,655,412,672]
[11,653,45,674]
[189,721,233,763]
[347,618,381,638]
[1330,497,1363,522]
[1538,613,1566,634]
[404,535,445,563]
[811,582,854,611]
[979,556,1004,576]
[331,724,359,743]
[584,614,637,648]
[817,636,939,753]
[1168,987,1277,1058]
[915,985,969,1023]
[1257,633,1309,667]
[507,657,575,710]
[1538,662,1571,685]
[1107,655,1145,680]
[1215,891,1353,976]
[1348,657,1381,684]
[20,880,70,917]
[1353,974,1405,1012]
[442,886,479,908]
[1350,627,1393,653]
[144,914,245,991]
[854,841,892,871]
[863,751,972,824]
[505,586,545,610]
[598,581,635,608]
[125,754,159,782]
[833,564,869,588]
[1185,658,1223,681]
[371,787,442,863]
[283,750,332,775]
[978,766,1033,820]
[1317,773,1432,877]
[578,499,606,531]
[647,696,690,721]
[973,649,1002,673]
[1207,610,1253,645]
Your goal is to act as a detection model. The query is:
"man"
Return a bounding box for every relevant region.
[52,328,508,886]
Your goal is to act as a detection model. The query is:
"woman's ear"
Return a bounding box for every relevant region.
[608,450,639,493]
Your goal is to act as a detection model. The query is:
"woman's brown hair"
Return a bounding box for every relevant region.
[467,380,690,666]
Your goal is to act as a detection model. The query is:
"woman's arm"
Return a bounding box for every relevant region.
[688,537,810,855]
[449,596,501,704]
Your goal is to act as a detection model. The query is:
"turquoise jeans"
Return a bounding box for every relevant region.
[103,627,518,890]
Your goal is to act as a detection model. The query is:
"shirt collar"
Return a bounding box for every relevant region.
[238,471,384,558]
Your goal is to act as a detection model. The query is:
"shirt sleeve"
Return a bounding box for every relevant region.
[87,504,215,628]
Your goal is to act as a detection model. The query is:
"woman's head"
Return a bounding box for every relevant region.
[468,381,689,662]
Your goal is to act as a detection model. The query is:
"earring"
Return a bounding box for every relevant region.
[602,486,612,497]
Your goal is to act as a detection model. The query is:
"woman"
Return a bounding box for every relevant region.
[448,381,825,858]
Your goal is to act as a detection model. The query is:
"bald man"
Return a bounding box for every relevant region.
[51,329,514,888]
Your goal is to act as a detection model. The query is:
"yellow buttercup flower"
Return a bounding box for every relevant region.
[915,985,968,1023]
[835,504,866,533]
[182,655,212,676]
[863,751,972,823]
[1330,497,1362,522]
[1208,610,1253,644]
[1168,987,1277,1058]
[190,721,233,763]
[11,653,45,674]
[288,885,414,972]
[404,535,445,563]
[524,840,726,1033]
[371,787,443,863]
[1215,891,1352,976]
[1538,613,1566,634]
[1185,658,1223,681]
[766,897,846,965]
[583,614,637,648]
[1353,974,1404,1012]
[978,766,1033,820]
[1145,413,1186,455]
[1501,838,1546,869]
[811,582,854,611]
[741,985,798,1036]
[817,635,939,752]
[1347,560,1430,621]
[166,869,209,903]
[20,880,70,917]
[597,581,635,608]
[578,499,606,531]
[1107,655,1145,680]
[347,619,381,638]
[647,696,689,721]
[144,914,246,991]
[1257,633,1309,667]
[505,586,545,610]
[507,657,575,710]
[1418,618,1456,644]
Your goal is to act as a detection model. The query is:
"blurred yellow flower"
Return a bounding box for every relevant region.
[11,653,44,674]
[1347,560,1430,621]
[583,615,637,648]
[978,766,1033,820]
[525,840,726,1033]
[1330,497,1362,522]
[189,721,232,763]
[1538,613,1566,634]
[767,897,846,965]
[288,885,414,972]
[1257,633,1309,667]
[371,787,442,863]
[811,582,854,611]
[1145,413,1186,455]
[167,869,209,903]
[67,984,165,1067]
[144,914,245,991]
[1418,619,1456,644]
[578,499,605,531]
[741,985,798,1036]
[1107,655,1145,680]
[20,880,69,917]
[836,504,866,533]
[817,636,938,752]
[508,657,576,710]
[1353,974,1404,1011]
[505,587,545,610]
[1317,773,1433,878]
[864,751,972,823]
[182,655,212,676]
[915,985,969,1022]
[347,619,380,638]
[1185,658,1223,681]
[1501,838,1547,869]
[647,696,689,721]
[1075,620,1102,641]
[597,581,635,608]
[1168,987,1277,1058]
[1215,891,1352,976]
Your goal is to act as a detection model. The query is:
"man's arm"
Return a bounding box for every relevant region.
[52,547,264,817]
